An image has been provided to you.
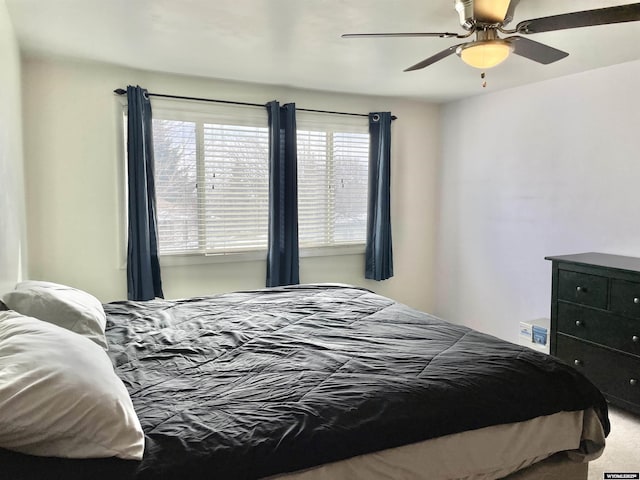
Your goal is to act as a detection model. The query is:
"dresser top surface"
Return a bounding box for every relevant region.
[545,252,640,274]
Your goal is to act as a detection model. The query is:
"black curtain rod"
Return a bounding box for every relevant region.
[113,88,397,120]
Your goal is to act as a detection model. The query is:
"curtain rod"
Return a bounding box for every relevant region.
[113,88,397,120]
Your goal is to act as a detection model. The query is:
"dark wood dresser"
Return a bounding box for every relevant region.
[546,252,640,414]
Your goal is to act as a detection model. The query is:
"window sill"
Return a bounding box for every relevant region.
[158,245,365,267]
[160,251,266,267]
[301,244,365,258]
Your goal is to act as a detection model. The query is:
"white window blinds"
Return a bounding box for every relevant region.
[202,123,269,253]
[150,103,369,258]
[296,112,369,249]
[152,104,269,256]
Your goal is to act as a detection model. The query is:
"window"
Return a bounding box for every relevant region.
[152,103,269,256]
[153,119,199,253]
[296,112,369,250]
[150,102,369,259]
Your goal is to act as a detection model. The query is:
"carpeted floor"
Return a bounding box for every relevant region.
[588,405,640,480]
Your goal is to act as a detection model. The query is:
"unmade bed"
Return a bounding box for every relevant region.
[0,284,609,479]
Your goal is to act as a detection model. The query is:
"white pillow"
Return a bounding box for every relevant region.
[2,280,108,349]
[0,310,144,460]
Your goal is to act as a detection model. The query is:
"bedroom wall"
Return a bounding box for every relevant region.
[21,56,439,310]
[436,59,640,342]
[0,0,27,294]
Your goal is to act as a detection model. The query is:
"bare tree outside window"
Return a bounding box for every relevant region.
[153,119,199,253]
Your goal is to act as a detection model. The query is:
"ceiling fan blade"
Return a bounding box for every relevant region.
[505,36,569,64]
[342,32,464,39]
[515,3,640,34]
[404,43,467,71]
[474,0,519,24]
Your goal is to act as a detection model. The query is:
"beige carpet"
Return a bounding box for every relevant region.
[588,405,640,480]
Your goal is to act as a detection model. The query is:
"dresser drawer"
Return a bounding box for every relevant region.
[556,334,640,406]
[610,279,640,319]
[557,270,608,309]
[558,302,640,356]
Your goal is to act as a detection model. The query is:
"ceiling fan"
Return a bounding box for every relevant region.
[342,1,640,71]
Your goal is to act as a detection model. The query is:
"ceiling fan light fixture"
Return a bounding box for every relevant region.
[457,40,513,69]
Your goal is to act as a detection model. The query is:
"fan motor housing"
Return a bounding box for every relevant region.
[455,0,475,30]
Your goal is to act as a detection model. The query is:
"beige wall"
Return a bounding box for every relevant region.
[0,0,27,294]
[22,56,440,311]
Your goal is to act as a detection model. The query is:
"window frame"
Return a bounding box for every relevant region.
[295,113,370,254]
[125,100,369,266]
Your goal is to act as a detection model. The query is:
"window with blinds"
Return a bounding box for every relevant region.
[150,103,369,258]
[297,112,369,250]
[297,133,369,247]
[153,119,200,253]
[152,103,269,256]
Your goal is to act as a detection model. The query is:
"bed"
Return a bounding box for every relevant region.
[0,283,609,479]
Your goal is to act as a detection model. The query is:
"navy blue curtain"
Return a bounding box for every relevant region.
[365,112,394,281]
[266,101,299,287]
[126,86,164,300]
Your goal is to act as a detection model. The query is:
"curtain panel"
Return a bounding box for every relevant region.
[365,112,394,281]
[126,86,164,301]
[266,101,300,287]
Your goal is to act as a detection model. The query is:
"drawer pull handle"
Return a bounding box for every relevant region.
[633,335,639,343]
[575,320,582,327]
[574,359,582,367]
[631,379,638,386]
[635,297,640,304]
[576,286,585,293]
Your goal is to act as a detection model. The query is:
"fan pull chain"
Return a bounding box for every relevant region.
[481,72,487,88]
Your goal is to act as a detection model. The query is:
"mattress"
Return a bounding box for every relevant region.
[268,408,605,480]
[0,284,609,479]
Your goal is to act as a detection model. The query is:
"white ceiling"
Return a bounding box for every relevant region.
[6,0,640,103]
